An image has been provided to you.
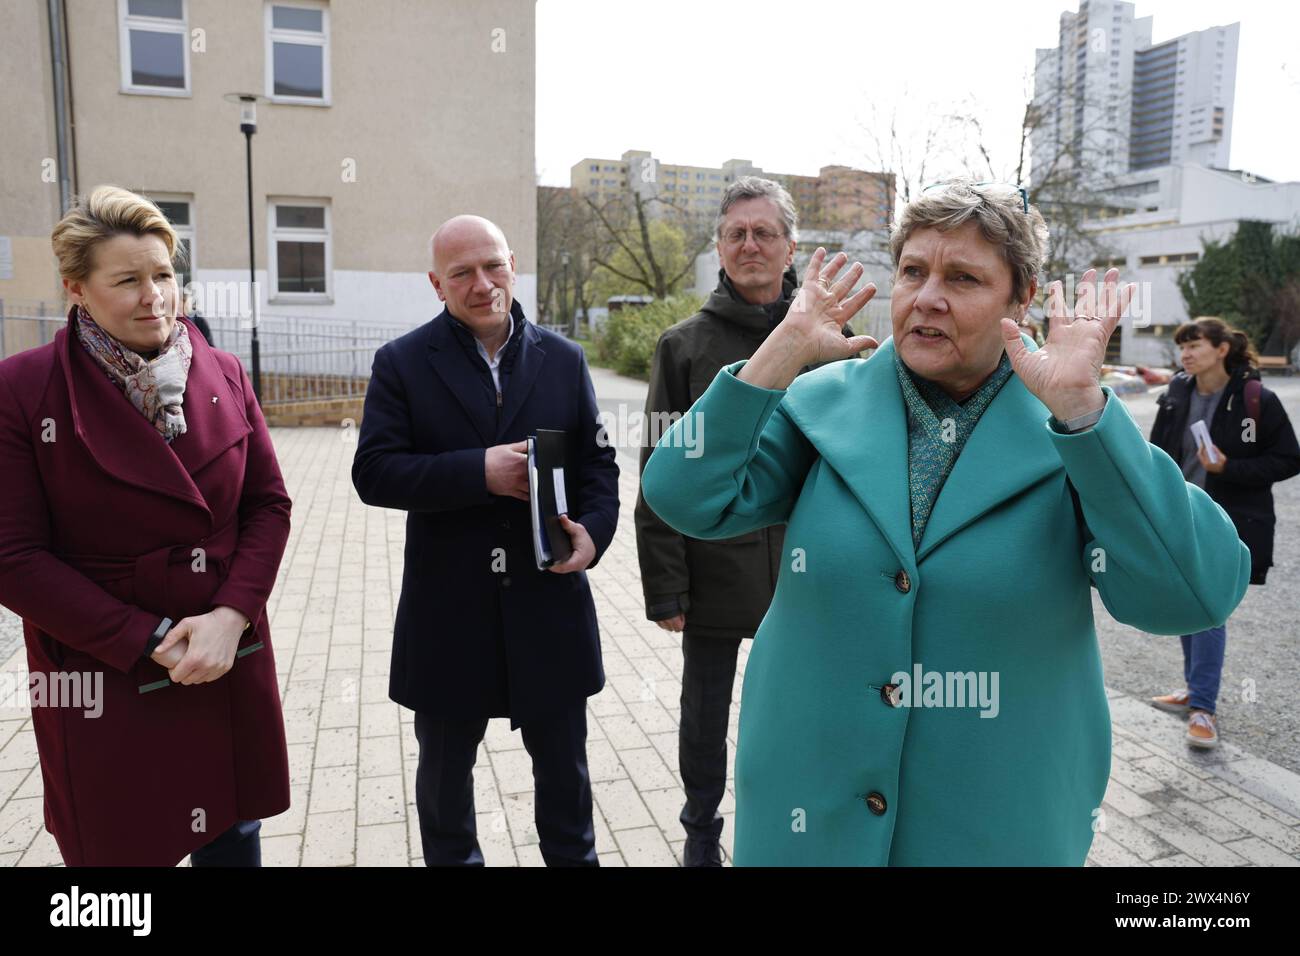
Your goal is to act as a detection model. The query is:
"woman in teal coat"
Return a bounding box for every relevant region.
[641,181,1251,866]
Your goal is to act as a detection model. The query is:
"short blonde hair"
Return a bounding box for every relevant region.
[51,185,181,281]
[889,180,1048,304]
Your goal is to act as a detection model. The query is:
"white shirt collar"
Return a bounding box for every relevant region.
[474,312,514,369]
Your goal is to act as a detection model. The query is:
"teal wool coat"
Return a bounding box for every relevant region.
[641,337,1251,866]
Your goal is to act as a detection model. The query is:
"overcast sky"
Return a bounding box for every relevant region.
[536,0,1300,187]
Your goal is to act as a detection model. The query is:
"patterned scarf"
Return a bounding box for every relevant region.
[74,305,193,443]
[895,351,1014,548]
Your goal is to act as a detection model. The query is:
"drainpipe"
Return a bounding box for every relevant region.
[47,0,75,213]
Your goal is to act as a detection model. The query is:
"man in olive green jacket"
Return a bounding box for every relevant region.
[634,177,853,866]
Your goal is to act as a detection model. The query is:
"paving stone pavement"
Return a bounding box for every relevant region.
[2,386,1300,867]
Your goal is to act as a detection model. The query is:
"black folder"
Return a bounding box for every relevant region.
[528,429,573,570]
[138,641,263,693]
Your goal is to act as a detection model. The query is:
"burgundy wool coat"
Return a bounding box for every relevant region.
[0,312,292,866]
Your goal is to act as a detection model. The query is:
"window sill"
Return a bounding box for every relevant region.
[269,293,333,305]
[120,86,192,98]
[268,95,331,107]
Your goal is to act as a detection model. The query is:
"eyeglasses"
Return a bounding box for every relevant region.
[921,180,1029,213]
[719,226,787,246]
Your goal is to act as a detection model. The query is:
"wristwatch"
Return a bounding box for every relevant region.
[143,616,173,660]
[1057,394,1108,434]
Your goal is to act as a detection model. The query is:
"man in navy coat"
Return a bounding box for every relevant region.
[352,215,619,866]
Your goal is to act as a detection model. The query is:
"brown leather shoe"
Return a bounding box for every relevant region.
[1187,710,1219,749]
[1150,689,1191,715]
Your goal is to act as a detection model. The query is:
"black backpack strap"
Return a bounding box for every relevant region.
[1245,378,1262,426]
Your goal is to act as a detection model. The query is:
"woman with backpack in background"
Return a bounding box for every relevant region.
[1148,317,1300,748]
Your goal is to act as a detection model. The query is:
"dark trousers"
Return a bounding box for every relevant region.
[679,629,745,843]
[190,819,262,867]
[413,702,597,866]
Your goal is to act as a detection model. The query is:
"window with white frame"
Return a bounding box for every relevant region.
[270,201,330,298]
[119,0,189,94]
[148,196,195,293]
[265,2,330,103]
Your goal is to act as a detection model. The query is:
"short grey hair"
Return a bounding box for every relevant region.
[715,176,798,243]
[889,180,1048,303]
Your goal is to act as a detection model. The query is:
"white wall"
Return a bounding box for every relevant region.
[1177,166,1300,228]
[694,247,721,297]
[192,268,537,327]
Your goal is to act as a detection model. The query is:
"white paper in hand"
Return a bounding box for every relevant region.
[552,467,568,514]
[528,440,550,566]
[1190,419,1219,463]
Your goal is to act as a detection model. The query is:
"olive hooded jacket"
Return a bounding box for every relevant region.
[634,267,854,638]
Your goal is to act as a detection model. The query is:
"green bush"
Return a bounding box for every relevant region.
[594,293,703,379]
[1179,222,1300,352]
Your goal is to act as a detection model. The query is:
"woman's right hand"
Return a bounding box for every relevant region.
[738,248,880,390]
[150,636,189,671]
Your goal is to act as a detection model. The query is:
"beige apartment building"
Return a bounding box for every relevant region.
[0,0,537,349]
[570,150,895,232]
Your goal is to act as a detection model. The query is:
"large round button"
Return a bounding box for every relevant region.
[865,792,888,815]
[894,570,911,594]
[880,683,903,707]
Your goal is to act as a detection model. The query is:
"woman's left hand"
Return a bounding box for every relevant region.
[1198,442,1228,474]
[163,606,249,685]
[1001,268,1137,423]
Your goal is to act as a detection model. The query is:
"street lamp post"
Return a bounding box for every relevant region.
[224,92,269,404]
[561,251,573,338]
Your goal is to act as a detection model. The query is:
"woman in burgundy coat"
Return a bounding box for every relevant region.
[0,186,292,866]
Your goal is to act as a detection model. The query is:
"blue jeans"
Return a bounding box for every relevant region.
[1180,624,1226,715]
[190,819,262,867]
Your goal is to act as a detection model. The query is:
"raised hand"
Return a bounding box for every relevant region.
[1000,267,1137,423]
[738,248,880,390]
[785,248,881,364]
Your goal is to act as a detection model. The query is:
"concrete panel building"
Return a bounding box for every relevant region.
[571,150,894,232]
[1031,1,1238,186]
[0,0,537,341]
[1129,21,1238,171]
